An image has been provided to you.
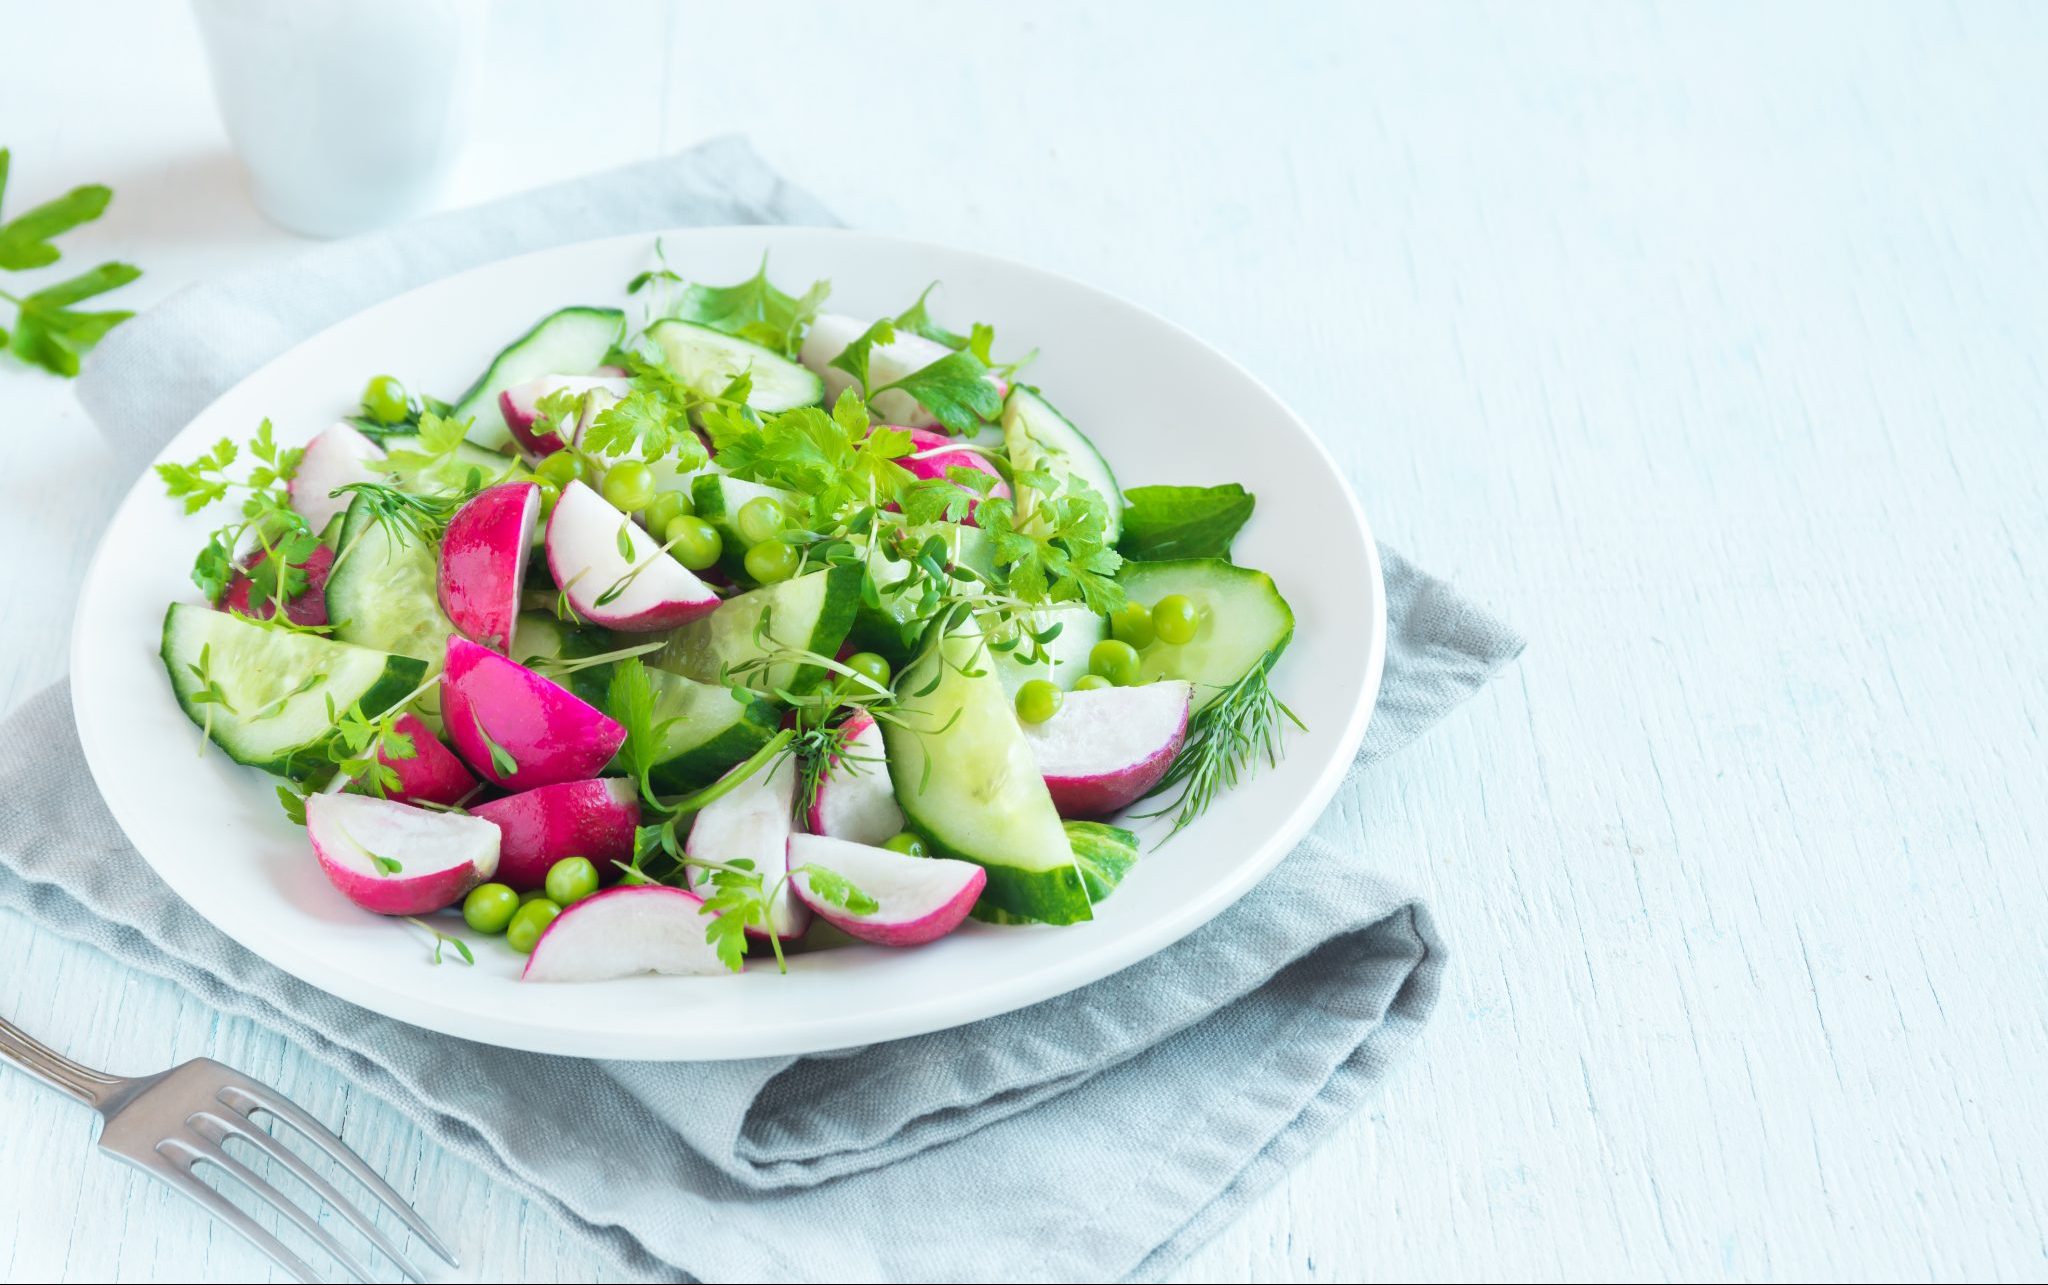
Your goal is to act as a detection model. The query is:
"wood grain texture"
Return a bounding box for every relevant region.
[2,0,2044,1280]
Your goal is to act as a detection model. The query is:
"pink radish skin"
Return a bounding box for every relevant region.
[1021,681,1194,818]
[522,884,728,982]
[289,422,386,533]
[470,777,641,891]
[891,427,1010,526]
[366,712,476,807]
[787,834,986,947]
[545,480,719,631]
[499,374,630,456]
[685,756,810,941]
[440,635,626,790]
[438,482,541,652]
[306,792,499,916]
[219,544,333,627]
[804,711,903,845]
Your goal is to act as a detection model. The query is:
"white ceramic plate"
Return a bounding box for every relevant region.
[71,227,1384,1060]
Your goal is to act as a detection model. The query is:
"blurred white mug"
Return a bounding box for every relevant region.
[191,0,483,237]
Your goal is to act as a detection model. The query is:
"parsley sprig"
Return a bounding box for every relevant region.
[630,246,829,360]
[0,150,140,377]
[156,420,317,610]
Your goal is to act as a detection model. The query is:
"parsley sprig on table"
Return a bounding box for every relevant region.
[0,149,141,377]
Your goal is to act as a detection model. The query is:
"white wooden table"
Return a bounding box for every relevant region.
[3,2,2044,1280]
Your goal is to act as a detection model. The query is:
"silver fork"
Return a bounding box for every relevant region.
[0,1014,458,1283]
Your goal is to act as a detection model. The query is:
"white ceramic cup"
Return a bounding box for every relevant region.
[191,0,483,238]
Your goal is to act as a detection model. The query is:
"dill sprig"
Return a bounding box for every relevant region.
[1140,663,1305,840]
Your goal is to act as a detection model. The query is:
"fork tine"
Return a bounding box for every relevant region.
[220,1081,459,1268]
[193,1109,428,1283]
[119,1148,321,1285]
[175,1130,378,1282]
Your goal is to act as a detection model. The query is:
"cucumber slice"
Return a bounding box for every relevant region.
[689,473,801,581]
[654,563,862,696]
[370,434,531,497]
[649,319,823,412]
[510,610,623,705]
[1118,559,1294,712]
[974,820,1138,923]
[884,621,1091,925]
[161,603,425,775]
[1004,388,1124,541]
[642,669,781,793]
[450,306,625,451]
[326,493,460,665]
[991,604,1106,697]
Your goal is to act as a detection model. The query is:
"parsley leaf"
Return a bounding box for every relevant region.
[873,347,1004,436]
[826,317,897,393]
[0,150,141,377]
[795,864,878,915]
[892,283,969,349]
[1117,484,1256,561]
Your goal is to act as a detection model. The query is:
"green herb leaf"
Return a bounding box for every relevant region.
[669,255,829,359]
[0,152,141,377]
[1117,484,1257,561]
[891,282,969,349]
[0,172,111,270]
[826,317,896,393]
[796,864,879,915]
[873,347,1003,436]
[472,711,519,779]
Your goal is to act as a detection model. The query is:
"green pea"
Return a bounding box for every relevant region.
[1151,594,1200,646]
[736,496,790,547]
[1073,673,1113,691]
[644,490,690,533]
[1109,602,1156,650]
[600,460,656,512]
[882,832,928,859]
[843,651,892,692]
[506,898,562,954]
[461,883,519,935]
[360,375,409,425]
[1014,679,1063,724]
[534,450,591,489]
[544,857,600,907]
[1088,639,1143,686]
[533,480,561,518]
[744,540,800,584]
[664,515,722,570]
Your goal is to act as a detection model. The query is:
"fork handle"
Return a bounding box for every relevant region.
[0,1016,123,1109]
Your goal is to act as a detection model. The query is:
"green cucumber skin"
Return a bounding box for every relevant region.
[653,562,863,696]
[1117,558,1295,711]
[645,697,780,793]
[884,626,1094,926]
[971,820,1138,924]
[450,306,625,451]
[647,319,823,412]
[159,605,426,777]
[794,562,865,692]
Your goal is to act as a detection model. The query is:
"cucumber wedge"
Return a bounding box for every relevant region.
[653,563,862,696]
[641,669,781,793]
[991,604,1106,697]
[161,603,425,775]
[510,610,624,705]
[451,306,625,451]
[1118,559,1294,712]
[884,621,1091,925]
[326,494,460,666]
[1004,388,1124,541]
[649,319,823,412]
[973,820,1138,923]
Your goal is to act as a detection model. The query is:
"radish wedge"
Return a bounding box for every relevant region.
[894,427,1009,526]
[439,482,541,652]
[366,712,476,807]
[1020,681,1193,818]
[546,480,719,631]
[522,885,728,982]
[289,422,386,534]
[685,756,809,940]
[306,792,499,916]
[440,635,626,790]
[804,712,903,845]
[471,777,641,891]
[787,834,986,947]
[499,374,630,456]
[219,544,334,627]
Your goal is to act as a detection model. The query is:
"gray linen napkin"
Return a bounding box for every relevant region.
[4,137,1525,1282]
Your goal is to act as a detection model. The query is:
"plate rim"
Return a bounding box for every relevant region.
[69,225,1386,1060]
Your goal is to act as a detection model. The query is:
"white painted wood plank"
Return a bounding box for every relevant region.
[1,1,2043,1281]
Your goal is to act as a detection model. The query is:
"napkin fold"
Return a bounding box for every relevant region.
[3,137,1524,1282]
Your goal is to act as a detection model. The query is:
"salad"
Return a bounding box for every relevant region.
[154,250,1300,981]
